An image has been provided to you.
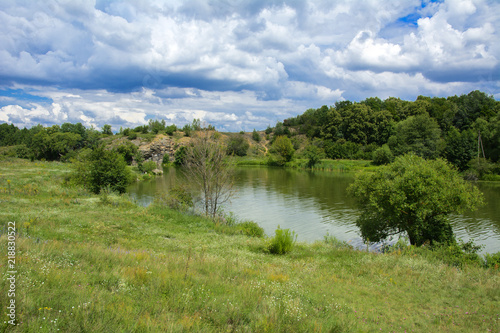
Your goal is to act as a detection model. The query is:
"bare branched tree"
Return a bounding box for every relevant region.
[182,130,235,219]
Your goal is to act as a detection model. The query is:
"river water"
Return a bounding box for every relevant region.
[128,166,500,254]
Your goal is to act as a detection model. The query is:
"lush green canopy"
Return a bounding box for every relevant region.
[349,154,484,246]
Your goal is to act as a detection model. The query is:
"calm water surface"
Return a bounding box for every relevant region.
[128,166,500,254]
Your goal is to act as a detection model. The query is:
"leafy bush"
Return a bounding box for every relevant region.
[114,142,138,165]
[372,145,394,165]
[268,226,297,255]
[303,144,324,168]
[252,129,260,142]
[227,135,249,156]
[128,132,137,140]
[155,185,194,211]
[484,252,500,269]
[182,124,192,137]
[173,146,187,166]
[142,160,158,174]
[236,221,264,238]
[15,144,31,159]
[165,124,177,136]
[324,233,353,249]
[269,136,294,166]
[72,146,133,194]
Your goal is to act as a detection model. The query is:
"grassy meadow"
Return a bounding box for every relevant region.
[0,158,499,332]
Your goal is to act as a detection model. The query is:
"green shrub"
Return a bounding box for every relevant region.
[484,252,500,269]
[174,146,187,166]
[227,135,249,156]
[142,160,158,174]
[165,124,177,136]
[252,129,260,142]
[114,141,138,165]
[72,146,133,194]
[237,221,264,238]
[155,185,194,212]
[324,233,353,249]
[268,136,295,166]
[128,132,137,140]
[268,226,296,254]
[372,145,394,165]
[15,144,31,159]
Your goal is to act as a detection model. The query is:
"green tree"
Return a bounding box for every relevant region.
[182,124,192,137]
[31,129,81,160]
[114,141,138,165]
[252,129,260,142]
[270,136,295,165]
[320,107,342,140]
[148,119,166,134]
[102,124,113,135]
[339,103,374,145]
[372,145,394,165]
[0,123,22,146]
[226,135,249,156]
[174,146,187,166]
[165,124,177,136]
[349,154,483,246]
[443,128,476,171]
[73,146,133,194]
[303,144,324,168]
[388,113,442,159]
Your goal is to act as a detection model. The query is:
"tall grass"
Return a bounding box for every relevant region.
[0,158,498,332]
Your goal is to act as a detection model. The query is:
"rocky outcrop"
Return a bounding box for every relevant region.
[137,135,176,167]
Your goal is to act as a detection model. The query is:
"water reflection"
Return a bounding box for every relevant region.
[128,166,500,254]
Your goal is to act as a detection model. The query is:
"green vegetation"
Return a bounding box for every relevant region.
[267,227,297,255]
[269,136,295,166]
[226,134,249,156]
[277,90,500,178]
[0,159,499,332]
[349,154,484,246]
[183,131,235,219]
[70,146,133,194]
[1,90,499,178]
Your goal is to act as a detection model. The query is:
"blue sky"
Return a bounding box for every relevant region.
[0,0,499,132]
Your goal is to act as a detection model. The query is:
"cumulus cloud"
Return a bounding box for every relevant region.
[0,0,498,131]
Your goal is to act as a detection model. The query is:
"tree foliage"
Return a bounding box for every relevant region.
[270,136,295,166]
[226,135,249,156]
[349,154,483,246]
[72,146,133,194]
[388,114,442,159]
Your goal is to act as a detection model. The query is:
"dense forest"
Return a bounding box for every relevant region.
[1,90,499,179]
[271,90,500,178]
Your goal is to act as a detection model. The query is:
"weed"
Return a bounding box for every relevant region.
[268,226,297,255]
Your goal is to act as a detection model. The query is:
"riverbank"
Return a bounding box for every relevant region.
[0,158,499,332]
[234,156,379,173]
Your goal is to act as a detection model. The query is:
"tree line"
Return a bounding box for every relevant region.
[267,90,500,178]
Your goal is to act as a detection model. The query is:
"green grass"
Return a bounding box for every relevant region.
[0,158,499,332]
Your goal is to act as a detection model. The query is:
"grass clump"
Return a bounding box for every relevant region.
[267,226,297,254]
[236,221,265,238]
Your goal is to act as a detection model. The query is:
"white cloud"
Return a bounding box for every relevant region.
[0,0,498,131]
